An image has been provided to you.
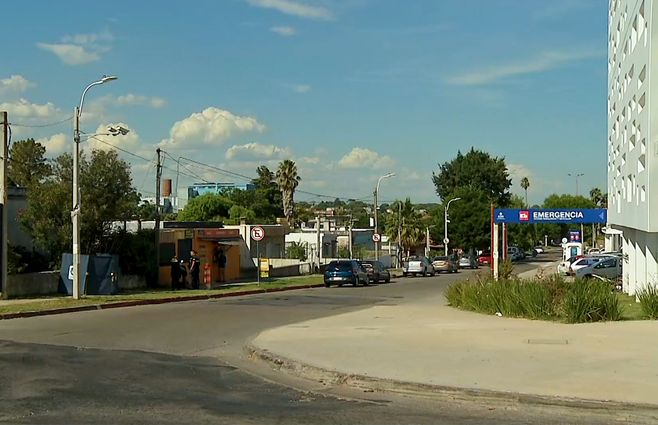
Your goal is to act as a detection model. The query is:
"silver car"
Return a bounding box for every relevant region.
[402,256,435,277]
[575,256,622,281]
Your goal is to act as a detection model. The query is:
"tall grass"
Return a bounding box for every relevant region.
[637,285,658,319]
[446,276,623,323]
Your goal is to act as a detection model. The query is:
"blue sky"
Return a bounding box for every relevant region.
[1,0,607,205]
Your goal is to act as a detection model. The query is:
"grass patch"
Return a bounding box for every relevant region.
[637,285,658,319]
[0,275,323,316]
[446,275,625,323]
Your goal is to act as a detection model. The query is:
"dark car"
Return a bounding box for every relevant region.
[359,260,391,283]
[324,260,369,287]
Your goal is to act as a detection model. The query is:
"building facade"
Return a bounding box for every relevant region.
[188,182,256,199]
[608,0,657,294]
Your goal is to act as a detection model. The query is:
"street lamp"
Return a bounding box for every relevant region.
[374,172,395,260]
[72,75,118,300]
[444,197,461,256]
[568,172,584,196]
[425,224,437,257]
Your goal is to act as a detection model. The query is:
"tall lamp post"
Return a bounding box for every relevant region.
[425,224,437,257]
[444,197,461,256]
[374,172,395,260]
[72,75,118,300]
[568,172,584,196]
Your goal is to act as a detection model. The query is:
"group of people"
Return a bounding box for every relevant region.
[169,247,227,290]
[170,250,201,290]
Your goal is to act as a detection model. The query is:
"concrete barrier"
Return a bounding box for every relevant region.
[3,271,147,298]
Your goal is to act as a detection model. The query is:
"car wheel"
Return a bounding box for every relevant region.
[385,277,391,283]
[363,278,369,286]
[402,272,408,277]
[324,282,331,287]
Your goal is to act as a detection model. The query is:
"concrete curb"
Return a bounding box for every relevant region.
[0,283,324,321]
[247,345,658,414]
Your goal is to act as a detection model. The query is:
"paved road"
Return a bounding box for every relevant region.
[0,254,624,424]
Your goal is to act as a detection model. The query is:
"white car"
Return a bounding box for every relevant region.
[568,257,605,276]
[533,246,544,254]
[402,256,435,277]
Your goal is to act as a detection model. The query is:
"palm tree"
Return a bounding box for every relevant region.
[520,177,530,207]
[275,159,301,225]
[383,199,424,257]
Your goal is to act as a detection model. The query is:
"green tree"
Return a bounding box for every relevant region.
[251,165,283,220]
[432,148,512,207]
[177,193,233,222]
[21,149,140,264]
[8,138,51,188]
[80,150,140,253]
[438,187,492,251]
[275,159,301,226]
[383,198,424,256]
[520,177,530,208]
[136,201,158,221]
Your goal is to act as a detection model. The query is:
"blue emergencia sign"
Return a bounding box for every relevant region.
[494,209,607,224]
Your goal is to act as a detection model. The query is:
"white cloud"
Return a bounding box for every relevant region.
[338,147,396,169]
[37,43,100,65]
[293,84,311,93]
[0,75,34,95]
[0,98,60,118]
[271,25,297,36]
[446,48,603,86]
[114,94,167,108]
[161,107,266,148]
[36,133,68,156]
[37,31,113,65]
[225,142,291,160]
[246,0,333,20]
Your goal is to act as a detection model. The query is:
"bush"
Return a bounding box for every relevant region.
[562,279,623,323]
[445,276,623,323]
[637,285,658,319]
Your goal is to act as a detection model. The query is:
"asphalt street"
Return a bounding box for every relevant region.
[0,253,627,424]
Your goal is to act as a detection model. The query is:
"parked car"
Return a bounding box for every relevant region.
[459,255,478,269]
[324,260,369,287]
[478,251,492,265]
[507,246,523,262]
[568,257,606,276]
[359,260,391,283]
[575,256,622,281]
[432,256,458,273]
[557,255,584,275]
[402,256,435,277]
[533,246,545,254]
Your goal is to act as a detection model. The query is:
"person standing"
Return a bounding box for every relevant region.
[189,250,201,289]
[217,249,227,283]
[179,260,188,288]
[170,256,180,290]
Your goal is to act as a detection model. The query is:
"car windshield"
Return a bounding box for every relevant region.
[434,256,448,261]
[328,262,352,271]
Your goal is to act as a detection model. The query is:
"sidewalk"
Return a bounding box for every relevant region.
[252,279,658,407]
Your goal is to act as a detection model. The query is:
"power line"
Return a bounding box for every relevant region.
[10,116,73,128]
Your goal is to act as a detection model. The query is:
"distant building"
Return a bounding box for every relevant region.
[607,0,655,295]
[187,182,256,200]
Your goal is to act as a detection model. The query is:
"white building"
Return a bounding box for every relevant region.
[607,0,657,294]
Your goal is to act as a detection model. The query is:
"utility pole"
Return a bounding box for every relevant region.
[348,213,353,259]
[0,112,8,299]
[373,189,379,260]
[316,215,321,271]
[155,148,162,286]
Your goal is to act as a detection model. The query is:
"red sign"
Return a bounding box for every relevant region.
[251,226,265,241]
[519,210,530,222]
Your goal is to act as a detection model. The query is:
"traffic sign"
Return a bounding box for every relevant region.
[372,233,381,242]
[443,238,449,244]
[250,226,265,241]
